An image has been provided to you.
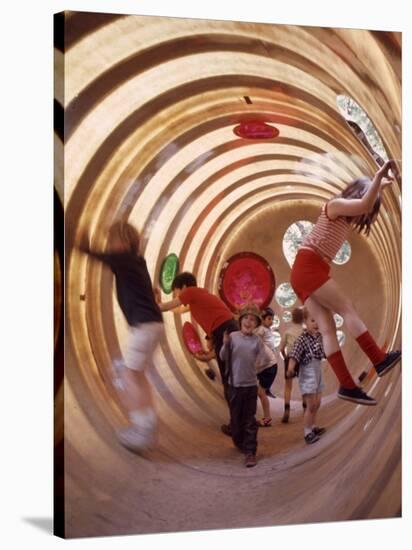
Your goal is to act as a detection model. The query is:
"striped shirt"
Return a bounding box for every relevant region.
[289,330,325,367]
[302,203,350,262]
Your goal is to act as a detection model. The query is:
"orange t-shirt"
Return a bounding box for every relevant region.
[179,287,234,336]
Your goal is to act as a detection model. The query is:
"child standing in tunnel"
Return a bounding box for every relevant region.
[280,307,306,422]
[219,304,265,468]
[254,307,281,427]
[290,159,401,405]
[287,308,326,444]
[78,222,164,453]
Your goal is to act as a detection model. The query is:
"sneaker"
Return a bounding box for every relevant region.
[312,426,326,437]
[117,425,154,453]
[304,432,320,444]
[258,417,272,427]
[205,367,216,380]
[358,370,368,383]
[374,350,401,377]
[265,389,276,398]
[221,424,232,437]
[337,386,377,406]
[244,453,257,468]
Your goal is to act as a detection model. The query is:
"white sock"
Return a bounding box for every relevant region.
[129,407,157,431]
[304,427,312,436]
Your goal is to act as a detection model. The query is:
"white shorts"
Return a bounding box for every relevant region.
[124,322,164,372]
[298,359,324,395]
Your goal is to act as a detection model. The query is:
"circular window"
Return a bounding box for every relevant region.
[334,313,344,328]
[282,221,314,267]
[282,311,292,323]
[336,95,388,162]
[333,241,351,265]
[272,330,281,348]
[272,315,280,329]
[337,330,346,347]
[275,283,297,308]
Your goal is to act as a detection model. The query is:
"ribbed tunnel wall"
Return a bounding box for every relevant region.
[54,12,402,538]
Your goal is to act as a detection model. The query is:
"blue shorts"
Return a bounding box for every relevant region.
[298,359,324,395]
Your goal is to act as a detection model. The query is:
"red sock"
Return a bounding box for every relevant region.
[356,331,386,366]
[327,350,357,389]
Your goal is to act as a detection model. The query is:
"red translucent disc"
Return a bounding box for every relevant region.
[233,121,279,139]
[218,252,276,312]
[182,322,203,354]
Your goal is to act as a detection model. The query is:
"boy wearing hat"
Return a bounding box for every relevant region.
[219,304,265,468]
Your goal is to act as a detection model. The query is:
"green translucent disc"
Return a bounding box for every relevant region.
[160,253,179,294]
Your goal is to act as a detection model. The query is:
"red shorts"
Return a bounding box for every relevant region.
[290,248,331,304]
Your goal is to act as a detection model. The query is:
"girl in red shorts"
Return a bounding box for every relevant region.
[290,159,401,405]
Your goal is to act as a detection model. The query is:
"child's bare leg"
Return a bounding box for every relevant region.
[311,392,321,429]
[116,324,163,451]
[120,366,154,410]
[311,278,367,338]
[303,394,317,435]
[305,297,339,356]
[311,279,393,368]
[282,377,292,422]
[305,297,357,388]
[258,384,271,425]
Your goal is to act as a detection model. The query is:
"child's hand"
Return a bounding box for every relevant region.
[194,350,212,362]
[153,287,162,304]
[378,159,399,187]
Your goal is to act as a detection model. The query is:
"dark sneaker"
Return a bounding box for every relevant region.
[338,386,377,406]
[245,453,257,468]
[221,424,232,437]
[304,432,320,444]
[265,389,276,398]
[312,426,326,437]
[205,367,216,380]
[374,350,401,377]
[358,370,368,383]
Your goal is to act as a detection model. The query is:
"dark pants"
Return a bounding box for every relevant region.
[257,364,278,389]
[212,319,239,404]
[228,385,258,454]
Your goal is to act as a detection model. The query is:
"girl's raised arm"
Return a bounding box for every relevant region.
[327,159,397,219]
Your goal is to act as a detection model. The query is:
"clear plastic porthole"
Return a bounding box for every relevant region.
[337,330,346,347]
[275,283,297,308]
[333,241,351,265]
[283,221,314,267]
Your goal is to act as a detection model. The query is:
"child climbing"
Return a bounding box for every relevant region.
[290,159,401,405]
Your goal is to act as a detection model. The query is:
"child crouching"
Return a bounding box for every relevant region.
[220,304,265,467]
[287,308,326,444]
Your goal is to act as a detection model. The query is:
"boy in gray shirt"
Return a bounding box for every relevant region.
[219,304,265,468]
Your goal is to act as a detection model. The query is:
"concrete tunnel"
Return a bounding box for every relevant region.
[54,12,402,538]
